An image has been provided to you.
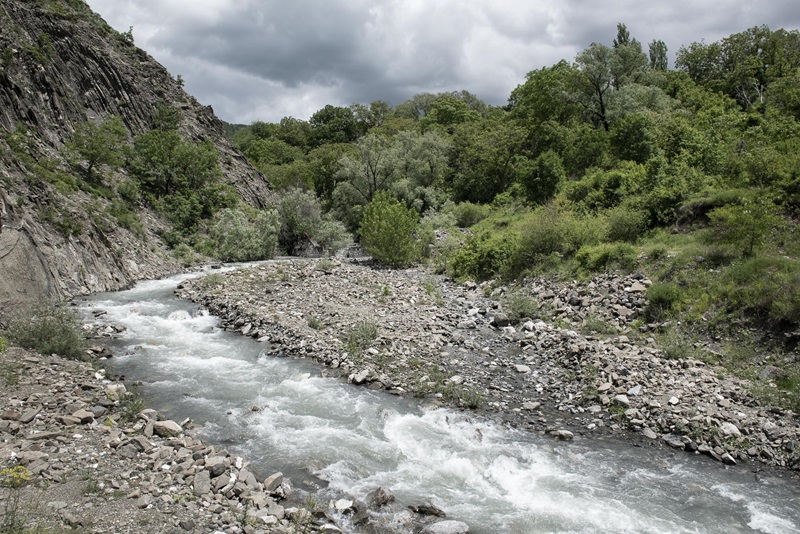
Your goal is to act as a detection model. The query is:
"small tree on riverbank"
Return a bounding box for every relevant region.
[359,191,421,268]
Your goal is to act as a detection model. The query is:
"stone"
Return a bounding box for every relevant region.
[263,472,283,493]
[627,385,642,396]
[334,499,353,512]
[366,486,395,507]
[613,395,630,406]
[662,434,685,449]
[208,462,227,478]
[449,375,464,385]
[153,420,183,437]
[351,369,370,385]
[409,502,446,517]
[194,470,211,496]
[19,407,41,424]
[550,429,573,440]
[719,422,742,438]
[137,494,153,509]
[514,365,531,374]
[642,428,658,440]
[72,409,95,424]
[491,314,511,327]
[421,521,471,534]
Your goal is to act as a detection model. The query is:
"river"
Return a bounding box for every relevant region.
[81,270,800,534]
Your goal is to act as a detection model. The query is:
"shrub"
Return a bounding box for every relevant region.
[341,320,378,354]
[273,188,353,256]
[707,197,781,256]
[172,243,196,266]
[0,337,6,353]
[3,303,87,360]
[359,191,421,268]
[513,204,606,273]
[505,291,539,322]
[722,257,800,323]
[646,282,683,320]
[209,208,279,262]
[605,205,648,243]
[575,243,637,272]
[447,201,491,228]
[448,232,517,280]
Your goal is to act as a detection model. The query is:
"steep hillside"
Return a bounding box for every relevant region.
[0,0,271,313]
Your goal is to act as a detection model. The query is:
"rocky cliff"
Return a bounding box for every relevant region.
[0,0,272,314]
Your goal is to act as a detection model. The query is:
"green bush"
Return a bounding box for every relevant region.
[0,337,7,353]
[3,303,87,360]
[707,197,781,256]
[575,243,637,272]
[505,291,539,322]
[446,201,491,228]
[606,205,648,243]
[513,204,606,273]
[273,188,352,255]
[359,191,421,268]
[646,282,683,320]
[172,243,196,267]
[448,232,518,280]
[209,208,279,262]
[341,320,378,354]
[722,257,800,323]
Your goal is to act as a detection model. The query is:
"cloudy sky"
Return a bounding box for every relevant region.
[84,0,800,125]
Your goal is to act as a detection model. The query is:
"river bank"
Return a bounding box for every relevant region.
[0,344,335,533]
[175,258,800,475]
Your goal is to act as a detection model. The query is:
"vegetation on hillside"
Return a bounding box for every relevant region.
[219,23,800,409]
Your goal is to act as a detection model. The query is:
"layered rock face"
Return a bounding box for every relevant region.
[0,0,270,312]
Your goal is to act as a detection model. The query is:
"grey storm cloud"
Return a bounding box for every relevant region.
[84,0,800,124]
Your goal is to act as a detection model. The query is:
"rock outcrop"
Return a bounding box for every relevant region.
[0,0,271,314]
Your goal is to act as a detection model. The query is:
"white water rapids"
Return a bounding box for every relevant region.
[82,271,800,534]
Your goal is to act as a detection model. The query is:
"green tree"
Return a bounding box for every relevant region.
[451,118,526,203]
[707,197,781,256]
[518,150,565,204]
[359,191,421,268]
[273,188,352,255]
[209,208,278,261]
[310,105,359,146]
[334,133,396,204]
[611,23,647,89]
[68,115,128,184]
[576,42,614,130]
[649,39,669,71]
[610,113,657,163]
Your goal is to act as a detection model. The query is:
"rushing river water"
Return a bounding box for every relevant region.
[81,270,800,534]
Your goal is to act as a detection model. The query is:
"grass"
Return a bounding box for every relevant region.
[422,277,444,306]
[2,303,87,360]
[341,320,378,354]
[504,290,539,322]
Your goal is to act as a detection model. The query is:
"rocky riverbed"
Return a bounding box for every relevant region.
[0,345,350,533]
[176,258,800,475]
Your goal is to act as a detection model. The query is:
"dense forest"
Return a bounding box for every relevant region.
[56,23,800,408]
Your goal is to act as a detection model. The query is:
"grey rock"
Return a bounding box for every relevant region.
[194,470,211,495]
[263,472,283,493]
[153,420,183,437]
